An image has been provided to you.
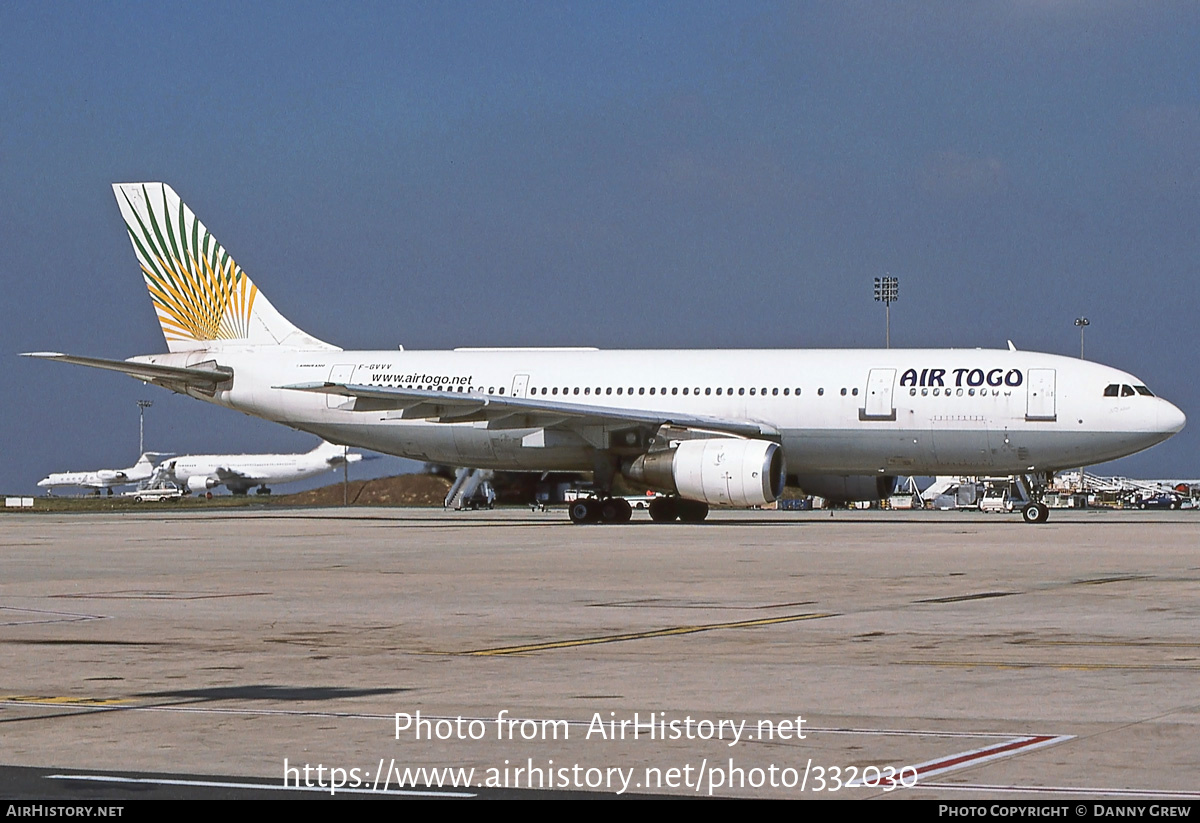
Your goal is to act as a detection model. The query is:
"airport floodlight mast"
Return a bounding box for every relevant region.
[1074,317,1090,359]
[874,276,898,348]
[137,399,153,454]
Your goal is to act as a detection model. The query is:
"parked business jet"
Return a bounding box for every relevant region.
[155,440,363,495]
[37,451,167,495]
[25,183,1185,523]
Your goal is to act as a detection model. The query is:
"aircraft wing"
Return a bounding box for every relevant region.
[279,382,779,440]
[22,353,233,395]
[213,466,260,484]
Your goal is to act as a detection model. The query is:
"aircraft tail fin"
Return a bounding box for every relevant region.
[133,452,172,470]
[310,440,363,464]
[112,183,339,353]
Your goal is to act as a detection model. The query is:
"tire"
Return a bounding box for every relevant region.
[1022,503,1049,524]
[677,500,710,522]
[134,496,144,503]
[568,499,598,524]
[599,498,633,524]
[648,497,678,522]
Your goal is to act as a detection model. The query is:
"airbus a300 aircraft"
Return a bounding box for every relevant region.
[37,451,166,495]
[156,440,363,496]
[26,183,1185,523]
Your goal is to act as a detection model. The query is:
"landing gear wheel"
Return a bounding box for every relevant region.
[648,497,679,522]
[676,500,710,522]
[1021,502,1049,524]
[599,497,633,524]
[569,498,600,524]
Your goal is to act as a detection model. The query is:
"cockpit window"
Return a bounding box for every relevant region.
[1121,385,1135,397]
[1135,385,1154,396]
[1104,384,1119,397]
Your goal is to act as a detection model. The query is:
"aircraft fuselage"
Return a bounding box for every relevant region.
[131,346,1184,478]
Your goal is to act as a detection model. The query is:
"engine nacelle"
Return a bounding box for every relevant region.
[186,475,218,493]
[791,474,895,503]
[624,438,785,507]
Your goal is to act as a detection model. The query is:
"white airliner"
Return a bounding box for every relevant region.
[25,183,1185,524]
[37,452,166,495]
[156,440,363,495]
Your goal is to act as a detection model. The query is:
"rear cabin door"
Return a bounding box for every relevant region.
[511,374,530,398]
[327,364,357,409]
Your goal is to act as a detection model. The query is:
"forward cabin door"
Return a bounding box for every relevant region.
[1025,369,1057,421]
[861,368,897,420]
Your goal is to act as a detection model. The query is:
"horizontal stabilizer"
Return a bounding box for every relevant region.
[22,352,233,395]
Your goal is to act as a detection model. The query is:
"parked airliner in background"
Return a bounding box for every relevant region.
[155,440,364,495]
[25,183,1185,523]
[38,451,167,495]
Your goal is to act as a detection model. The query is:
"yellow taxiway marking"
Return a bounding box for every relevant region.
[0,695,131,706]
[1015,640,1200,648]
[456,612,837,656]
[901,661,1200,671]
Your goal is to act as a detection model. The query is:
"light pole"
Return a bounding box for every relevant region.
[1073,317,1091,493]
[137,400,154,453]
[874,276,898,348]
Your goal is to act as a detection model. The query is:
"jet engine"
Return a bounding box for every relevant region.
[186,475,219,493]
[791,474,895,503]
[623,438,785,507]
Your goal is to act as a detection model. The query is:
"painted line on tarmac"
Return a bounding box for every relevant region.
[46,773,474,798]
[454,612,838,656]
[1015,639,1200,648]
[0,698,391,719]
[917,782,1200,799]
[0,606,106,626]
[901,660,1200,671]
[847,734,1071,788]
[0,694,131,706]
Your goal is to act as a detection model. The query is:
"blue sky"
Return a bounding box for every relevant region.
[2,1,1197,490]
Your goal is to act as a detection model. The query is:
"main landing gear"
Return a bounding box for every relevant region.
[567,495,710,524]
[648,497,709,523]
[568,496,633,525]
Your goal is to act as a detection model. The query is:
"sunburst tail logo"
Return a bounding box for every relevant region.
[112,183,337,352]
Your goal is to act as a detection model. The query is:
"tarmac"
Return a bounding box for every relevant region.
[1,507,1198,799]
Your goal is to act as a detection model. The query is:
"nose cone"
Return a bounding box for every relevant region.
[36,478,50,488]
[1159,400,1186,435]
